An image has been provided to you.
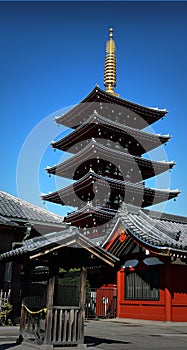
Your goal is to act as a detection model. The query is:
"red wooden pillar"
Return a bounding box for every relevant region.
[165,262,172,322]
[116,268,123,318]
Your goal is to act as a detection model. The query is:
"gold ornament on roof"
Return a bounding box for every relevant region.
[104,28,117,95]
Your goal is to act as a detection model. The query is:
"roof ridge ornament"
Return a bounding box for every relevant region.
[104,28,118,96]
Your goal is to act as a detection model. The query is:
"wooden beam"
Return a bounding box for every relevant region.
[18,305,27,343]
[79,267,87,344]
[29,240,77,259]
[44,276,55,344]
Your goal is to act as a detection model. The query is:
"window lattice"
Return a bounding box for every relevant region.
[125,269,160,300]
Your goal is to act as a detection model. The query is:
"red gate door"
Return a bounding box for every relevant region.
[96,285,117,318]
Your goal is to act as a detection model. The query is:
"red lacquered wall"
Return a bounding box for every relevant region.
[170,264,187,321]
[117,262,187,322]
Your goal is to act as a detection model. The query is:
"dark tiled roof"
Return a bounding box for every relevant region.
[0,227,78,259]
[55,86,167,129]
[46,140,175,182]
[42,171,179,208]
[0,191,64,226]
[52,111,170,156]
[1,202,187,262]
[115,204,187,257]
[0,228,119,267]
[64,204,116,227]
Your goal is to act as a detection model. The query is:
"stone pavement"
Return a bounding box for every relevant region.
[0,319,187,350]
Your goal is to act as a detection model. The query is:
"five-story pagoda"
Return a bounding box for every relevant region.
[42,28,179,234]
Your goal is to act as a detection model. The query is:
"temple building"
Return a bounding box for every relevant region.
[0,190,66,322]
[41,28,187,322]
[1,29,187,336]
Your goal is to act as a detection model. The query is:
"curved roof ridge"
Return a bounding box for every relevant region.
[55,86,167,129]
[42,171,179,200]
[47,139,174,169]
[139,210,181,237]
[46,139,176,180]
[119,209,180,248]
[143,208,187,224]
[42,171,145,198]
[55,85,167,124]
[65,203,117,218]
[96,86,168,113]
[133,213,176,245]
[127,212,166,242]
[53,110,171,147]
[118,211,163,247]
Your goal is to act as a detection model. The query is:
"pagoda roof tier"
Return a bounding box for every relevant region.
[55,86,167,130]
[42,171,180,209]
[46,140,175,182]
[64,204,117,228]
[52,112,170,157]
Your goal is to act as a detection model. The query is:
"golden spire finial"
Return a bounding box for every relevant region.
[109,27,113,39]
[104,28,117,95]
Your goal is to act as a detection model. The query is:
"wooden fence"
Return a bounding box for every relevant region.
[19,305,82,346]
[50,306,81,345]
[19,269,87,347]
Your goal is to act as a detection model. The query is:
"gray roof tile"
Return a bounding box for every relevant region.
[117,204,187,255]
[0,191,64,225]
[0,214,18,226]
[0,228,119,268]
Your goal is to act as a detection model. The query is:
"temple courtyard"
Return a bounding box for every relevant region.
[0,319,187,350]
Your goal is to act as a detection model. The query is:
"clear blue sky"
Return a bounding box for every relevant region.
[1,1,187,217]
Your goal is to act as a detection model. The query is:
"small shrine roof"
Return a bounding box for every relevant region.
[46,140,175,182]
[52,111,170,156]
[0,228,119,268]
[42,171,180,208]
[55,86,167,129]
[0,191,64,227]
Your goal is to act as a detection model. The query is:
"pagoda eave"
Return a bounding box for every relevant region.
[42,172,180,209]
[46,141,175,182]
[55,86,167,129]
[64,205,116,228]
[52,112,170,156]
